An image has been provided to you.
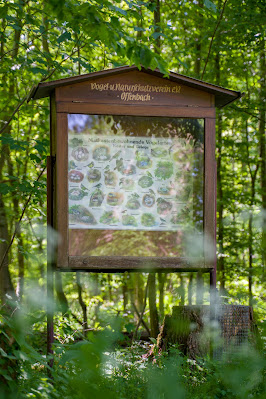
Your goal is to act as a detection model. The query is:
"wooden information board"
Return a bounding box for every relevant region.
[30,66,242,277]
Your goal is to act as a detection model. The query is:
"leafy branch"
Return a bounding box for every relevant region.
[0,35,85,136]
[0,165,46,272]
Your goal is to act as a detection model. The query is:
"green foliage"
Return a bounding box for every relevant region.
[0,0,265,396]
[0,302,265,399]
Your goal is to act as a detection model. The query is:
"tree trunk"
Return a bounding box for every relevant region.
[76,272,88,334]
[179,275,185,306]
[16,229,25,300]
[245,120,259,306]
[188,273,193,305]
[259,42,266,280]
[196,272,204,304]
[215,28,226,291]
[0,195,15,302]
[194,0,203,78]
[248,173,258,306]
[217,110,225,290]
[122,274,128,312]
[248,211,253,306]
[55,272,69,314]
[91,273,100,319]
[153,0,161,52]
[107,274,112,302]
[156,306,207,359]
[12,194,25,300]
[158,273,165,321]
[146,0,161,340]
[135,273,144,311]
[0,0,25,303]
[148,274,159,338]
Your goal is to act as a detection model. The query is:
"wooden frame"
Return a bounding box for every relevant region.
[38,66,242,275]
[53,104,215,273]
[39,65,243,364]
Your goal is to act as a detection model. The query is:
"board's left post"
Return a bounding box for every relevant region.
[47,155,54,371]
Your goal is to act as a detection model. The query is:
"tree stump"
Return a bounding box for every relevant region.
[155,306,209,359]
[147,305,255,360]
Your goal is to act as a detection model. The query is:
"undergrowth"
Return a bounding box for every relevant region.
[0,308,265,399]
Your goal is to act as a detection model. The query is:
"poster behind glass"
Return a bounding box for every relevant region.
[68,115,204,258]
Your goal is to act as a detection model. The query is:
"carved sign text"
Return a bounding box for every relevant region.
[90,82,182,102]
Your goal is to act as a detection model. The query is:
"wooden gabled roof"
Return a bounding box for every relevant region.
[29,65,242,108]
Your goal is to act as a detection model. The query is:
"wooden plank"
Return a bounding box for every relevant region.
[56,71,213,108]
[47,156,53,238]
[32,66,241,109]
[56,102,216,118]
[66,255,209,272]
[204,118,216,274]
[211,158,217,287]
[49,95,56,250]
[56,113,69,268]
[46,155,54,365]
[50,92,56,157]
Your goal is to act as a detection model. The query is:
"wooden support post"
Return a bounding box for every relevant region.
[47,155,54,370]
[205,118,217,302]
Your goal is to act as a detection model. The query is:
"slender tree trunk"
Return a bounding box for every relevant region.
[135,273,144,311]
[148,274,159,337]
[0,139,14,303]
[91,274,100,319]
[154,0,161,52]
[0,139,16,302]
[14,130,30,300]
[129,274,137,322]
[122,274,128,312]
[215,24,225,290]
[245,121,260,306]
[130,280,151,336]
[11,190,25,300]
[0,1,25,302]
[248,172,259,306]
[38,240,45,283]
[196,272,204,304]
[217,111,225,290]
[0,196,15,302]
[158,273,165,321]
[194,0,203,78]
[188,273,193,305]
[130,275,145,328]
[248,211,253,306]
[136,3,143,39]
[179,275,185,306]
[259,42,266,279]
[41,15,51,58]
[76,272,88,334]
[16,229,25,300]
[132,276,150,341]
[144,0,161,338]
[0,18,6,59]
[55,272,69,314]
[107,274,112,302]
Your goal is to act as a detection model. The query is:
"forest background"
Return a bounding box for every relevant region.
[0,0,265,398]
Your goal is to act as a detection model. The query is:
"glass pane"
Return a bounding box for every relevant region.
[68,114,204,258]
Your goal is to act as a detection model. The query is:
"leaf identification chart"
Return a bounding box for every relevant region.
[68,114,204,233]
